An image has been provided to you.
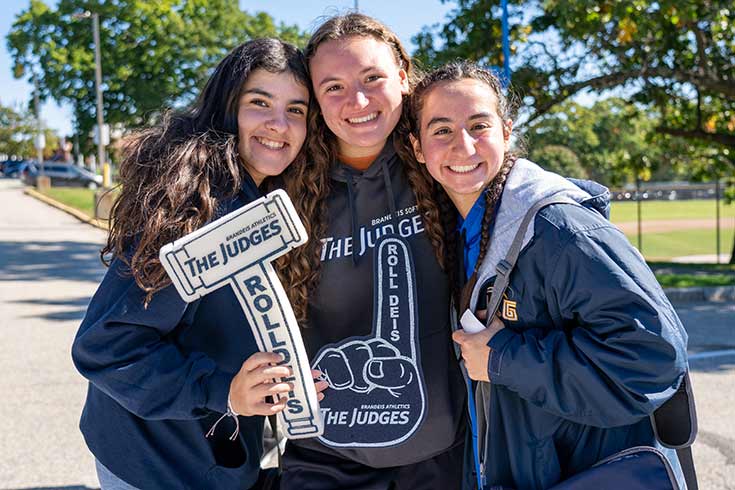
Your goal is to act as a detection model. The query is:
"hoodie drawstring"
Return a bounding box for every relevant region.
[342,154,400,266]
[346,172,360,266]
[380,157,399,227]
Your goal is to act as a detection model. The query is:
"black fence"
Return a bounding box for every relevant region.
[610,182,723,202]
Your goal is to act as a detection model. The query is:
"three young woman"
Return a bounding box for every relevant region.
[74,12,688,490]
[407,61,688,489]
[72,39,327,489]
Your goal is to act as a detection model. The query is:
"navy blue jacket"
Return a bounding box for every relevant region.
[72,176,267,489]
[459,160,688,489]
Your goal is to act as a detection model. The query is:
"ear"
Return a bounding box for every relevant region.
[409,134,426,163]
[503,120,513,149]
[398,68,410,96]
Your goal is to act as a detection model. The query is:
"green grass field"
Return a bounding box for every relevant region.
[609,199,735,261]
[620,228,734,260]
[610,199,735,223]
[41,187,97,218]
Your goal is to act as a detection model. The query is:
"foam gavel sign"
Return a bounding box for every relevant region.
[313,235,426,447]
[159,189,323,439]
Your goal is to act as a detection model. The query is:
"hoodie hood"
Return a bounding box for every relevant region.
[329,142,402,265]
[470,158,610,310]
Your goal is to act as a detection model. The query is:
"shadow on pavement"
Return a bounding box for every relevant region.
[0,240,105,284]
[14,297,92,322]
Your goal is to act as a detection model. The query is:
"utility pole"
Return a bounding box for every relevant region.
[33,75,44,170]
[501,0,510,84]
[91,12,108,186]
[73,10,108,187]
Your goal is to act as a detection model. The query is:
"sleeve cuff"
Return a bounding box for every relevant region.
[205,370,234,414]
[487,328,516,385]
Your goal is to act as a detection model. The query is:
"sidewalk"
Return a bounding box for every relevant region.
[0,179,103,489]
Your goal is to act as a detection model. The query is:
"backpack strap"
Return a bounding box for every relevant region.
[652,371,699,490]
[484,194,699,490]
[486,195,574,322]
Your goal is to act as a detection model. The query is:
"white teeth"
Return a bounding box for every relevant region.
[347,112,378,124]
[257,137,285,150]
[449,163,480,173]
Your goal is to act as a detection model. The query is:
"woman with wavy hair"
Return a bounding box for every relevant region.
[277,13,467,490]
[72,38,327,489]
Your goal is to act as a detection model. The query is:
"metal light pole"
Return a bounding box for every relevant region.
[33,75,44,169]
[73,10,109,187]
[501,0,510,84]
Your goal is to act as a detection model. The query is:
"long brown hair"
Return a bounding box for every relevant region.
[278,13,445,324]
[103,38,309,304]
[404,61,523,308]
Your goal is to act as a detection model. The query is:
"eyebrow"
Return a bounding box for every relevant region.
[317,66,378,87]
[425,112,492,128]
[242,88,308,106]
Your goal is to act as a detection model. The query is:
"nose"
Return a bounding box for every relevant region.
[348,86,370,110]
[453,128,477,157]
[265,111,288,133]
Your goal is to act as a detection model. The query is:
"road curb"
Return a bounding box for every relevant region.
[24,187,110,231]
[664,285,735,303]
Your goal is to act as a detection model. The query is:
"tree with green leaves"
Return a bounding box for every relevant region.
[415,0,735,261]
[7,0,308,149]
[527,98,667,185]
[0,102,59,159]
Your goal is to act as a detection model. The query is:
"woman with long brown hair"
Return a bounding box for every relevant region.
[277,13,467,490]
[71,38,327,489]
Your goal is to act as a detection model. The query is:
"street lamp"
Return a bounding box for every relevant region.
[72,10,109,187]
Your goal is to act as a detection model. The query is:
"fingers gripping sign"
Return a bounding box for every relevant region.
[313,236,426,447]
[159,190,323,439]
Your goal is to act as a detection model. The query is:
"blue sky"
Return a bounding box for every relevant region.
[1,0,454,135]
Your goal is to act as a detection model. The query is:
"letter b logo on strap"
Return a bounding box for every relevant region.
[312,235,426,447]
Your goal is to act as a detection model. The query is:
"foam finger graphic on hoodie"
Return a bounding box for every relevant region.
[313,235,427,447]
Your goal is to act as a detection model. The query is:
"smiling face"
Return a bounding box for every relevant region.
[412,79,512,216]
[309,36,409,159]
[237,69,309,186]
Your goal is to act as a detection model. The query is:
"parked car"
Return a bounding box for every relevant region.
[23,163,103,189]
[2,160,35,178]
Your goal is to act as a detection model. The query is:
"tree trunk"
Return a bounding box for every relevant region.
[730,235,735,264]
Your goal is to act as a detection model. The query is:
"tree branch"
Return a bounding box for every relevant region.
[525,69,644,125]
[524,64,734,127]
[656,126,735,148]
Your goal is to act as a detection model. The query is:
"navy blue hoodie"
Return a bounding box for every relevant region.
[72,175,267,489]
[288,142,466,468]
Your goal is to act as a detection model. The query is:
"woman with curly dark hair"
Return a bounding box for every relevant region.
[277,13,467,490]
[71,38,327,489]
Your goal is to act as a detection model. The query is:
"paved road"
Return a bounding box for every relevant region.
[0,178,733,489]
[0,179,103,490]
[675,301,735,490]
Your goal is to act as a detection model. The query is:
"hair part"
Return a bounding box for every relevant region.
[408,60,518,140]
[103,38,309,304]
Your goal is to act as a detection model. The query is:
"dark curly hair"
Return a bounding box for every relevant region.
[102,38,309,305]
